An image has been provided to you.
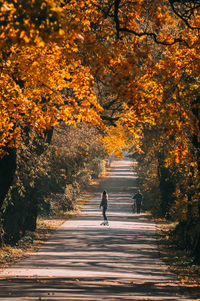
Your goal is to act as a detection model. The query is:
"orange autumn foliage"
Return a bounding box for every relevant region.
[0,0,200,164]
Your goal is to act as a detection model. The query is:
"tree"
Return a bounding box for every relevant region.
[1,0,200,260]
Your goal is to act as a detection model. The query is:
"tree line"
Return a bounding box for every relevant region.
[0,123,107,245]
[0,1,200,262]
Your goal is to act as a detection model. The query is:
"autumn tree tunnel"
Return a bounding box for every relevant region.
[0,0,200,262]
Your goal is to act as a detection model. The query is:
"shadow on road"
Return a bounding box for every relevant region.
[0,159,199,300]
[0,277,195,300]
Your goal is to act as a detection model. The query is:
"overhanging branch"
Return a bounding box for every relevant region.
[169,0,200,30]
[119,27,191,47]
[113,0,193,48]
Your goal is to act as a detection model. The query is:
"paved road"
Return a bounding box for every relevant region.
[0,159,197,300]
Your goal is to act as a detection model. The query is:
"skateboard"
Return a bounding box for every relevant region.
[100,221,109,226]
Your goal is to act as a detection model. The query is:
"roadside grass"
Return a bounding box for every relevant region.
[156,220,200,288]
[0,217,65,268]
[0,191,92,270]
[0,214,74,269]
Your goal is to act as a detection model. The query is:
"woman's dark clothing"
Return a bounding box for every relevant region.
[100,195,107,208]
[100,194,108,221]
[102,206,107,221]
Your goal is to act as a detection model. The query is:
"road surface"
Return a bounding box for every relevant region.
[0,159,198,300]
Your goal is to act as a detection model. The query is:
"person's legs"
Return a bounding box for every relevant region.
[102,207,108,221]
[136,202,141,213]
[132,201,136,213]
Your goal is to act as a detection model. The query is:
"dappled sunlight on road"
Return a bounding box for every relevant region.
[0,159,197,300]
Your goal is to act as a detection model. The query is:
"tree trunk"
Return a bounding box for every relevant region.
[0,148,16,208]
[157,152,175,218]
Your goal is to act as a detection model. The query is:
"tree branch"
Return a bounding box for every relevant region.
[101,115,119,126]
[113,0,192,47]
[169,0,200,30]
[119,27,191,47]
[114,0,121,40]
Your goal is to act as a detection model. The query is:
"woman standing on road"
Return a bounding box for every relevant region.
[100,190,109,225]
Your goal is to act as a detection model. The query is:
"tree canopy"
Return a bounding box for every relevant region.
[1,0,200,260]
[0,0,199,155]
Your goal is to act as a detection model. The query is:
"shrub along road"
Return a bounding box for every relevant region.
[0,159,198,300]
